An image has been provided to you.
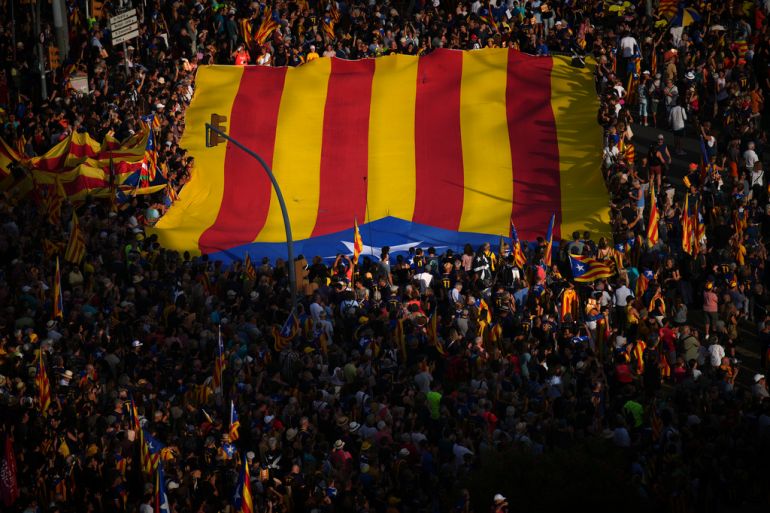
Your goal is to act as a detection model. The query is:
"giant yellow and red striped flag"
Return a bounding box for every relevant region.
[150,50,609,259]
[36,351,52,416]
[65,213,87,264]
[647,182,660,247]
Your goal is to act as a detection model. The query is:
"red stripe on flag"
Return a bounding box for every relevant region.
[311,58,374,237]
[506,53,561,241]
[413,50,464,230]
[199,67,287,254]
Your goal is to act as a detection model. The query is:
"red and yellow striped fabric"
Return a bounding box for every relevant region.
[647,182,659,247]
[36,352,52,416]
[65,213,87,264]
[152,49,609,256]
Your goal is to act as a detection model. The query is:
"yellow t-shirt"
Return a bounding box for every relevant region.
[306,51,319,62]
[736,244,746,266]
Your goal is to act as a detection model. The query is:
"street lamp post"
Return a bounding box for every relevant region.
[206,115,297,312]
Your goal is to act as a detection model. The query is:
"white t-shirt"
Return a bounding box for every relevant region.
[415,371,433,393]
[708,344,725,367]
[310,302,324,322]
[453,443,474,468]
[669,105,687,130]
[614,285,633,307]
[620,36,638,58]
[744,149,759,170]
[415,271,433,293]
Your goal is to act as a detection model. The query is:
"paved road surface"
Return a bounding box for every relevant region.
[630,124,764,386]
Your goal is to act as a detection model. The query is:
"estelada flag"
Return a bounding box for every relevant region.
[509,220,527,268]
[569,255,613,283]
[151,49,609,260]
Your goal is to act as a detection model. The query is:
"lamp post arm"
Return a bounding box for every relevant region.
[205,122,297,311]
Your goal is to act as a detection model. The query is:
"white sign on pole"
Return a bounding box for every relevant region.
[109,8,139,45]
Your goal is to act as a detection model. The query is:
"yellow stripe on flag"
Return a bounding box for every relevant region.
[149,66,244,253]
[367,54,418,222]
[458,48,513,235]
[550,56,610,239]
[255,58,331,242]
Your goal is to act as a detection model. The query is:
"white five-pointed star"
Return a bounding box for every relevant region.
[575,264,585,271]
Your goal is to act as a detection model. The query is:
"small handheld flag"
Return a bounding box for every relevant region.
[229,400,240,441]
[36,351,51,416]
[273,310,299,352]
[155,461,171,513]
[64,213,86,265]
[681,194,692,255]
[353,218,363,265]
[510,220,527,268]
[53,257,63,320]
[244,253,257,281]
[543,213,555,266]
[233,457,253,513]
[213,327,226,392]
[647,182,660,247]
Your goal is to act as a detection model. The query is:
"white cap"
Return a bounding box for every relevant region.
[132,340,143,348]
[494,494,507,503]
[754,373,765,383]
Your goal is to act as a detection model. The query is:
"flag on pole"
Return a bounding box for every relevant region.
[636,268,654,298]
[233,457,254,513]
[353,218,363,265]
[254,14,279,45]
[213,327,226,392]
[64,213,86,264]
[155,462,171,513]
[53,257,63,320]
[569,255,614,282]
[244,253,257,280]
[44,178,65,226]
[328,0,340,23]
[128,397,141,432]
[681,194,692,255]
[36,351,51,416]
[141,429,164,476]
[272,310,299,352]
[229,401,240,441]
[510,220,527,268]
[646,182,660,247]
[543,213,555,266]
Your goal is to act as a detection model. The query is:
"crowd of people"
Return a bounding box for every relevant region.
[2,1,770,512]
